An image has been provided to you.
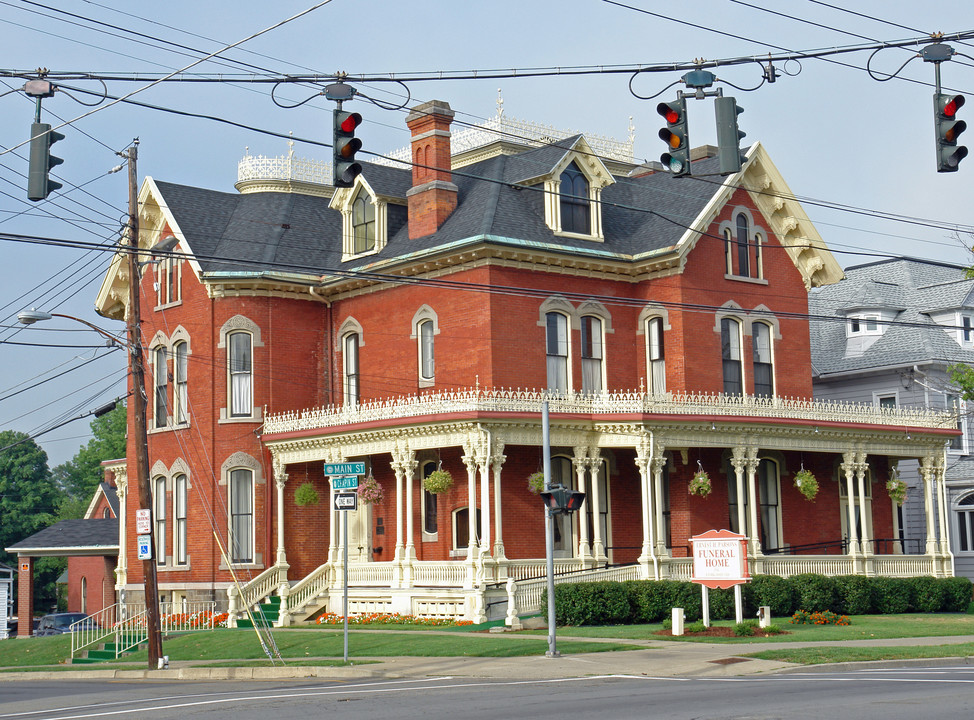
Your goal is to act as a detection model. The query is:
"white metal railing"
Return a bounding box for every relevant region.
[237,152,331,185]
[71,601,217,660]
[264,388,955,436]
[230,564,286,617]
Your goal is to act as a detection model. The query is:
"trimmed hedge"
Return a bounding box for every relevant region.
[541,574,972,626]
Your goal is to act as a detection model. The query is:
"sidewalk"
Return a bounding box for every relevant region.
[2,633,973,682]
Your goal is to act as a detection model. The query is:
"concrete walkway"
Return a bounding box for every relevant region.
[2,632,973,682]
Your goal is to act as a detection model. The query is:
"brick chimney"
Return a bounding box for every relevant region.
[405,100,457,239]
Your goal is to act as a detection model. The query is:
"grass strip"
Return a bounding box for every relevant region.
[746,642,974,665]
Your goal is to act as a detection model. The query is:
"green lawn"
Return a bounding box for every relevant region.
[747,643,974,665]
[0,627,634,669]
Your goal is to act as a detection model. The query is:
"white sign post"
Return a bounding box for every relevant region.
[690,529,749,626]
[329,467,366,663]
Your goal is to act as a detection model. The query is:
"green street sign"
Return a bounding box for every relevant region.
[324,462,366,476]
[331,475,359,490]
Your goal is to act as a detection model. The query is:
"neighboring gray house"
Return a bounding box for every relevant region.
[810,257,974,578]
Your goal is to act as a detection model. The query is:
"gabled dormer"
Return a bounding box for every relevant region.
[330,174,405,262]
[516,136,615,242]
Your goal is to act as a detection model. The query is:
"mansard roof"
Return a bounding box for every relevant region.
[96,133,841,319]
[810,257,974,376]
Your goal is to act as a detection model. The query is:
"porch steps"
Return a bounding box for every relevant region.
[237,595,281,628]
[71,640,144,664]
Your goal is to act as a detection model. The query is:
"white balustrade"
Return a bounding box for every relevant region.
[264,388,954,436]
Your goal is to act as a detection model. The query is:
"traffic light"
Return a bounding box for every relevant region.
[657,98,689,176]
[715,96,746,175]
[333,109,363,187]
[27,122,64,201]
[539,484,586,515]
[935,93,967,173]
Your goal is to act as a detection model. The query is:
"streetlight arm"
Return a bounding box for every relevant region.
[17,309,125,347]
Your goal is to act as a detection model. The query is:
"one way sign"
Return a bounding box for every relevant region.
[335,492,357,511]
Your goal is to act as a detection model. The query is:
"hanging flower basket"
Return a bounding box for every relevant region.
[423,469,454,495]
[358,474,384,505]
[689,470,712,497]
[887,476,908,506]
[294,482,320,507]
[794,468,819,501]
[527,471,546,494]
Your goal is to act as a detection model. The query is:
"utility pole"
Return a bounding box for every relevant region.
[123,139,163,668]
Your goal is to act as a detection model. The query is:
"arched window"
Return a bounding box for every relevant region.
[752,322,774,398]
[229,468,254,564]
[153,475,167,566]
[174,473,187,566]
[422,461,438,537]
[453,507,481,551]
[154,346,168,429]
[343,332,360,405]
[721,317,743,395]
[559,162,590,234]
[736,213,750,277]
[228,331,253,417]
[173,341,188,424]
[646,316,666,393]
[352,190,376,254]
[546,312,570,393]
[418,319,435,383]
[580,315,603,394]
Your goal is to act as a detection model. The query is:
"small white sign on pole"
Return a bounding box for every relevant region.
[136,509,151,535]
[137,534,152,560]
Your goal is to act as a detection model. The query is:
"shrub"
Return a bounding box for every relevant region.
[671,581,703,621]
[547,581,632,626]
[628,580,685,623]
[686,620,706,633]
[790,609,850,625]
[908,576,945,613]
[941,577,973,612]
[762,623,783,635]
[833,575,874,616]
[746,575,796,617]
[708,587,736,620]
[734,620,757,636]
[789,573,838,612]
[871,577,911,614]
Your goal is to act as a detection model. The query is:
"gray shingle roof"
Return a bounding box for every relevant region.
[155,142,729,278]
[5,519,118,554]
[810,258,974,375]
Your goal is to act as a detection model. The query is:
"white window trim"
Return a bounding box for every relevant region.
[218,452,264,570]
[173,472,189,567]
[952,492,974,554]
[330,177,392,262]
[638,305,671,394]
[873,390,900,408]
[217,316,263,424]
[338,317,364,406]
[579,313,607,395]
[155,256,183,309]
[846,313,882,337]
[946,393,969,455]
[537,145,614,242]
[751,320,776,398]
[718,207,768,283]
[410,306,440,389]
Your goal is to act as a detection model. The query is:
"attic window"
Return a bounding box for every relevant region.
[847,314,881,336]
[331,178,390,262]
[352,190,376,254]
[559,162,590,235]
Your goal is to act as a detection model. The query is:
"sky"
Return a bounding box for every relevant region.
[0,0,972,468]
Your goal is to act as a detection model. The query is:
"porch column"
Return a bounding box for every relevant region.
[115,471,128,590]
[635,437,658,580]
[573,446,591,562]
[920,455,939,559]
[272,460,288,566]
[731,447,747,543]
[841,452,861,571]
[461,449,480,589]
[745,448,761,558]
[400,454,418,563]
[855,453,872,561]
[653,451,668,558]
[390,455,408,588]
[936,452,952,574]
[491,443,507,561]
[588,449,606,563]
[478,451,492,561]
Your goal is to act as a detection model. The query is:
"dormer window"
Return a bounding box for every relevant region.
[352,190,376,254]
[847,314,881,336]
[331,177,395,261]
[560,162,590,235]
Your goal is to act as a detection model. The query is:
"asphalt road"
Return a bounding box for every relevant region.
[2,666,974,720]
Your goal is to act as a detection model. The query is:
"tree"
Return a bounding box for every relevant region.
[0,430,62,610]
[51,403,126,519]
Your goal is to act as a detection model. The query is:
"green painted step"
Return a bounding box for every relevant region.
[237,597,281,628]
[70,638,146,664]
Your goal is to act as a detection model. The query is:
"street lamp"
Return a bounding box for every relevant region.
[18,301,165,669]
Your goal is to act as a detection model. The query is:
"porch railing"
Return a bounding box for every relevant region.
[264,387,956,435]
[71,601,217,660]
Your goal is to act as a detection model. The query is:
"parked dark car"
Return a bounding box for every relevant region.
[34,613,92,636]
